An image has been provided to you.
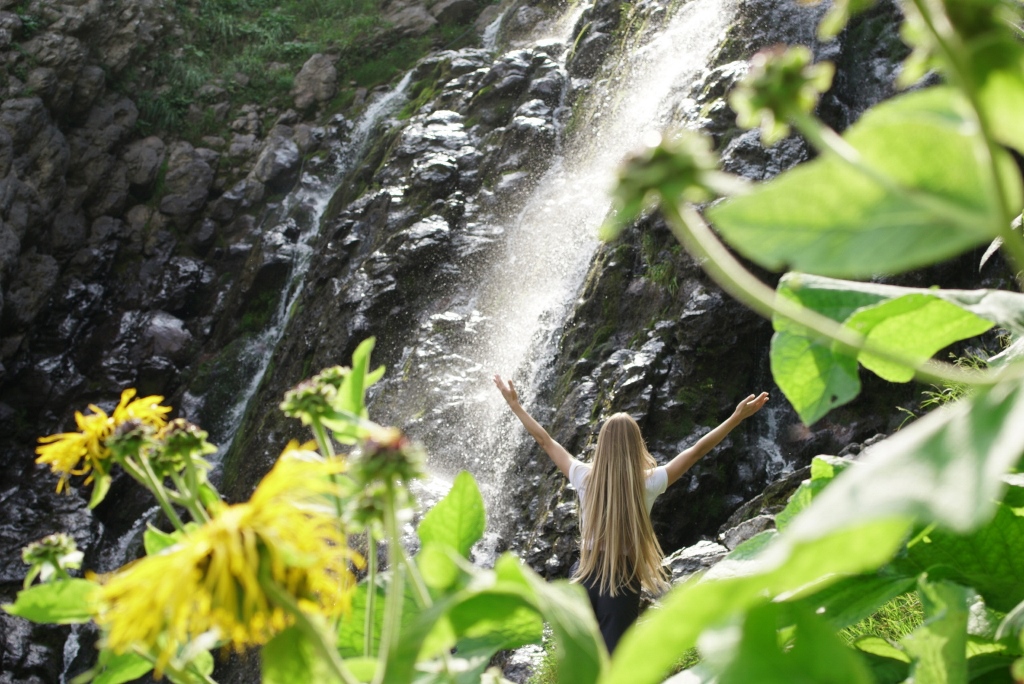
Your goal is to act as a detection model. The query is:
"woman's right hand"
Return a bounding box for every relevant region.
[493,374,519,407]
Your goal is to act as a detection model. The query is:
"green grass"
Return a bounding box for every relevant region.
[116,0,486,140]
[839,592,924,645]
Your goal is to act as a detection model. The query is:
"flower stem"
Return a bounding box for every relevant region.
[121,457,187,532]
[364,530,377,658]
[373,487,405,684]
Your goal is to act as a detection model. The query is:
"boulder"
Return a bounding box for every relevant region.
[250,135,301,194]
[429,0,477,23]
[121,136,166,187]
[384,3,437,36]
[291,53,338,111]
[158,142,214,217]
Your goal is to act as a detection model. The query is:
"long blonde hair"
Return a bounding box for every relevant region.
[572,413,668,596]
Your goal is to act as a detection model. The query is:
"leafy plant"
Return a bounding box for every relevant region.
[595,0,1024,681]
[4,339,606,684]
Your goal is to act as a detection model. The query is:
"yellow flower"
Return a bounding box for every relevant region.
[35,389,171,492]
[93,452,361,675]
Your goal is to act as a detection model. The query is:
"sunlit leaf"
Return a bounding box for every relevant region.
[775,456,853,531]
[784,379,1024,536]
[969,35,1024,155]
[417,471,485,559]
[896,498,1024,612]
[716,603,874,684]
[708,87,1022,277]
[770,273,1024,423]
[90,652,154,684]
[2,578,96,624]
[794,574,917,632]
[846,294,993,382]
[902,578,971,684]
[264,625,340,684]
[605,519,910,684]
[143,525,179,556]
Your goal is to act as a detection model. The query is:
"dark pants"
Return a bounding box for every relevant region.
[571,561,641,654]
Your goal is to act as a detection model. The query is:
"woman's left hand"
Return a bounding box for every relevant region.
[734,392,769,420]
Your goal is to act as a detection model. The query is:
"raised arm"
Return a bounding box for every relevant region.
[665,392,769,486]
[494,374,576,477]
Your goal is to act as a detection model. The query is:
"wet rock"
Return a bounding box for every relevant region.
[121,135,166,188]
[143,311,193,362]
[158,142,214,217]
[291,53,338,111]
[3,250,58,330]
[384,2,438,36]
[665,540,729,583]
[251,135,301,194]
[718,513,775,550]
[429,0,477,23]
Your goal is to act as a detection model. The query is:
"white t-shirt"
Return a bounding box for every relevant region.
[568,461,668,522]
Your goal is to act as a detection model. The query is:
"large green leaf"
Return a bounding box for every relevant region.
[770,273,1024,424]
[498,557,607,684]
[336,577,419,658]
[2,578,97,624]
[417,471,485,559]
[897,498,1024,612]
[716,603,874,684]
[775,456,852,531]
[970,35,1024,155]
[846,294,993,382]
[90,652,154,684]
[709,86,1021,277]
[381,555,600,684]
[263,625,340,684]
[770,329,861,426]
[605,518,910,684]
[903,578,972,684]
[783,379,1024,536]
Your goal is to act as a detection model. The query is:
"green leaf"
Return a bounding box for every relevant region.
[897,500,1024,612]
[605,518,910,684]
[340,337,380,418]
[795,574,918,632]
[708,87,1021,278]
[417,471,485,559]
[852,638,912,684]
[770,328,861,426]
[447,591,544,653]
[784,379,1024,536]
[2,578,97,624]
[91,652,154,684]
[846,294,993,382]
[903,578,971,684]
[770,273,1024,424]
[336,578,418,658]
[716,603,874,684]
[264,625,340,684]
[417,544,462,592]
[776,456,852,531]
[89,472,112,509]
[970,35,1024,155]
[496,556,606,684]
[143,525,179,556]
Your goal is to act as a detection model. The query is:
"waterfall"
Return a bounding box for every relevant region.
[378,0,739,510]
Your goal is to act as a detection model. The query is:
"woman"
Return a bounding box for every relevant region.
[493,374,768,653]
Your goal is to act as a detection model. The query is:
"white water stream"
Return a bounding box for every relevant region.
[388,0,739,508]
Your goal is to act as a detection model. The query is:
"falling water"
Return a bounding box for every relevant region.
[189,75,414,455]
[382,0,738,509]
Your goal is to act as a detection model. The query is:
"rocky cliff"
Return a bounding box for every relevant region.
[0,0,1009,681]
